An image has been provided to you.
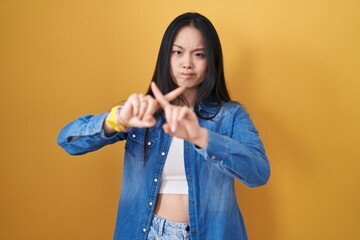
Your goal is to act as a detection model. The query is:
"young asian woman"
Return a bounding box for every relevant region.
[57,12,270,240]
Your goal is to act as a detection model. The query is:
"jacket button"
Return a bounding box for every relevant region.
[192,230,196,236]
[142,228,147,232]
[161,152,165,156]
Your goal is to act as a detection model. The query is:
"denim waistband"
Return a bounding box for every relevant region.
[150,214,190,237]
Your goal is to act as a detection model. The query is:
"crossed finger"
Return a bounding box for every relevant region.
[137,95,147,119]
[151,82,184,108]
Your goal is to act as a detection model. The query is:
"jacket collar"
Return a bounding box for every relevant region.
[157,101,222,120]
[197,101,222,119]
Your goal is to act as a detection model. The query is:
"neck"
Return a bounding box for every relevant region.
[182,88,197,108]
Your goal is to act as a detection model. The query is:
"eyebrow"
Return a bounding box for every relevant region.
[173,44,206,52]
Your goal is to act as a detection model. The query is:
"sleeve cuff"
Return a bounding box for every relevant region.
[193,130,228,162]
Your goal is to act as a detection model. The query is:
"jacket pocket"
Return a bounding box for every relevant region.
[125,128,158,161]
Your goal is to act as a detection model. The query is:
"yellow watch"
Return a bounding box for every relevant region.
[107,105,128,132]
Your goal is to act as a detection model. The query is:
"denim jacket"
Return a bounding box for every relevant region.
[57,101,270,240]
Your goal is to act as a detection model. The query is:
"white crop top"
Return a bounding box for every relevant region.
[159,137,188,194]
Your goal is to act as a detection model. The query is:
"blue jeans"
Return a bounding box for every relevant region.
[147,215,191,240]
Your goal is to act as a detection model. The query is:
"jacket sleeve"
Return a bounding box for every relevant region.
[194,107,270,187]
[57,112,127,155]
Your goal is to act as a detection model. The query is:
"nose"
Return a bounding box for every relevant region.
[182,55,193,69]
[182,65,192,69]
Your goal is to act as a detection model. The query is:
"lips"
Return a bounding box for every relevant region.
[181,72,195,79]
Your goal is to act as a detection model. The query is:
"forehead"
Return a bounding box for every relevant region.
[173,26,205,48]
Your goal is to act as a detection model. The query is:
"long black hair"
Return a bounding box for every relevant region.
[146,12,231,118]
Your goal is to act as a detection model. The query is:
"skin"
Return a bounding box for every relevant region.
[169,26,208,106]
[104,26,208,223]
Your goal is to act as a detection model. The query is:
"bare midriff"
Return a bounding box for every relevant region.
[154,194,189,223]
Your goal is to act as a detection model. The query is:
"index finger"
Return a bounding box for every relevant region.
[151,82,185,107]
[164,85,186,102]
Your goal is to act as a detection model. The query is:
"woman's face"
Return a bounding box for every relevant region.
[170,26,207,95]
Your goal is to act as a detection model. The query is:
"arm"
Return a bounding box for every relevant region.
[57,112,127,155]
[195,107,270,188]
[150,83,269,187]
[57,85,185,156]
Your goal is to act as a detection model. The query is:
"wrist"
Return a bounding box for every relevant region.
[192,128,208,149]
[106,105,129,132]
[117,107,129,129]
[104,113,116,135]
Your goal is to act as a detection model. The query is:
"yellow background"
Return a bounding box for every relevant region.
[1,1,359,239]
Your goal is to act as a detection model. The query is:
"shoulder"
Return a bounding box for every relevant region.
[198,100,248,121]
[218,101,247,117]
[220,101,243,110]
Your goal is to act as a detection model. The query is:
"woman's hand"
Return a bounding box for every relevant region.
[104,84,185,134]
[151,82,208,148]
[118,93,158,128]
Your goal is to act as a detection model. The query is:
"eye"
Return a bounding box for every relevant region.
[172,50,182,55]
[195,52,206,58]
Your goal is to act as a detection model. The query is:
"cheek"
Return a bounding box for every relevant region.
[169,66,176,80]
[169,60,178,83]
[199,62,207,76]
[170,58,177,74]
